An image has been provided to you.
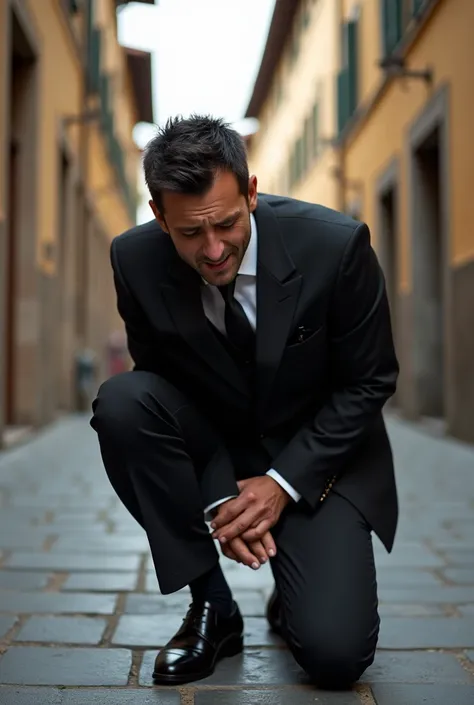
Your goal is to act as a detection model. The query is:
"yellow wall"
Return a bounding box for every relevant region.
[21,0,138,273]
[344,0,474,292]
[25,0,82,272]
[247,0,340,209]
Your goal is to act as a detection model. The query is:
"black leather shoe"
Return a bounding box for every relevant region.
[153,601,244,684]
[266,587,283,637]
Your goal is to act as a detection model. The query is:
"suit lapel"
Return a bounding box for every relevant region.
[255,200,302,419]
[160,255,249,399]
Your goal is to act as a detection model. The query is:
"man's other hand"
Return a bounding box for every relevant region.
[220,531,276,569]
[210,476,291,545]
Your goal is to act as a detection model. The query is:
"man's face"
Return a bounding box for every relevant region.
[150,171,258,286]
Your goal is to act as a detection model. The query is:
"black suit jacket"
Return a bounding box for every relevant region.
[110,195,400,551]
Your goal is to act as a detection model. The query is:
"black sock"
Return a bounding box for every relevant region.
[190,563,233,616]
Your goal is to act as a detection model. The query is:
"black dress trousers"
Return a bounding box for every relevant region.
[91,369,379,687]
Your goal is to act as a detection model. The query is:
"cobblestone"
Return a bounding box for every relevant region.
[14,616,107,644]
[0,412,473,703]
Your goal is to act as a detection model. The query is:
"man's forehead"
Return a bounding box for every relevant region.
[173,203,243,228]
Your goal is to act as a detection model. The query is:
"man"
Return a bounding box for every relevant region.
[91,115,399,689]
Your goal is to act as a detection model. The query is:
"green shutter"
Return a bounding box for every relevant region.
[337,68,349,135]
[312,102,319,157]
[381,0,403,56]
[347,19,358,115]
[99,74,110,128]
[87,28,101,94]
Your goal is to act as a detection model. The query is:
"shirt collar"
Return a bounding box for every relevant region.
[238,212,257,277]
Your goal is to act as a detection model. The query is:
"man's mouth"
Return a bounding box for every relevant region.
[203,254,231,271]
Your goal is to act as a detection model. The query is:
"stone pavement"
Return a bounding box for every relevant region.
[0,414,474,704]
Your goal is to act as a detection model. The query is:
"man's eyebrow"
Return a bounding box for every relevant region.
[176,210,242,231]
[214,210,242,225]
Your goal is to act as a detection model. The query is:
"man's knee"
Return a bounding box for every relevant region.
[91,371,174,440]
[287,623,377,689]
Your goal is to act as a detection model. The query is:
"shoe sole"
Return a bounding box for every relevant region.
[152,633,244,685]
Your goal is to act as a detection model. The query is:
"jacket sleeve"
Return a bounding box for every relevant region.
[271,221,399,508]
[111,238,164,372]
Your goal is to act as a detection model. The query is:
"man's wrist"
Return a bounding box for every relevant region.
[266,469,301,502]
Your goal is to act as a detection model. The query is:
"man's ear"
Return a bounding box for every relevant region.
[149,200,168,233]
[248,175,258,213]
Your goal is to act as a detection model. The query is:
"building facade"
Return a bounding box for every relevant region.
[337,0,474,443]
[245,0,342,211]
[247,0,474,444]
[0,0,154,446]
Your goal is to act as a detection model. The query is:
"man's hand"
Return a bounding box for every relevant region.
[220,531,277,569]
[210,476,291,545]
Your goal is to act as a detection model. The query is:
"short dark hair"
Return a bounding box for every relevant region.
[143,114,249,212]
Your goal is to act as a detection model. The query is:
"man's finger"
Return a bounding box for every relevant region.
[210,495,251,530]
[248,539,270,565]
[261,530,277,558]
[228,537,261,569]
[213,507,262,543]
[221,544,240,563]
[241,519,272,543]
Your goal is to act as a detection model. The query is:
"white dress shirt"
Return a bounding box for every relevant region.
[201,213,301,517]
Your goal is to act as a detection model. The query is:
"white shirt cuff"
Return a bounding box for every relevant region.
[204,495,238,522]
[266,469,301,502]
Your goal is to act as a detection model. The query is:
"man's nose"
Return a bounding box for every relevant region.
[203,234,225,261]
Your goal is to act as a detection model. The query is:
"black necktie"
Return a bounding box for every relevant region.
[218,278,255,363]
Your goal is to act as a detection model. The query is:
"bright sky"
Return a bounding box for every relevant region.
[118,0,275,223]
[118,0,276,146]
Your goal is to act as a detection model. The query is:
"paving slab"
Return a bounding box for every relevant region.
[124,592,191,614]
[0,615,17,638]
[379,617,474,648]
[443,568,474,584]
[371,683,474,705]
[378,604,446,617]
[0,533,46,550]
[378,586,474,603]
[362,651,473,683]
[4,553,140,572]
[126,590,266,616]
[195,690,360,704]
[0,570,50,590]
[0,647,132,685]
[62,572,138,592]
[373,543,444,568]
[53,536,150,554]
[0,688,180,705]
[375,568,442,587]
[112,615,281,648]
[14,616,107,644]
[0,591,117,614]
[444,550,474,565]
[61,691,181,704]
[0,687,62,705]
